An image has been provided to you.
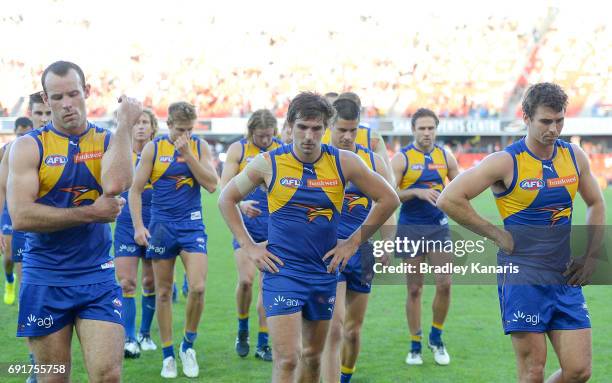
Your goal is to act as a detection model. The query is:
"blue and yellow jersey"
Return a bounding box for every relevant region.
[24,122,114,286]
[150,135,202,222]
[398,144,448,225]
[238,137,282,217]
[267,144,345,280]
[322,125,372,150]
[495,138,579,270]
[116,152,153,226]
[338,144,375,239]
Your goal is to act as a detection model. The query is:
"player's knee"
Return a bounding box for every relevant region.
[301,346,323,366]
[237,279,253,293]
[141,275,154,292]
[523,363,545,382]
[408,284,422,300]
[187,282,205,297]
[436,281,451,297]
[119,278,137,295]
[564,364,591,383]
[328,320,343,344]
[275,351,300,371]
[96,363,122,383]
[343,324,362,345]
[156,286,173,302]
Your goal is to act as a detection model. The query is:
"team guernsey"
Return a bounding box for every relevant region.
[396,144,450,256]
[494,138,590,334]
[113,152,153,257]
[17,122,123,337]
[146,135,207,259]
[337,144,376,293]
[262,144,345,320]
[322,125,371,150]
[231,137,282,249]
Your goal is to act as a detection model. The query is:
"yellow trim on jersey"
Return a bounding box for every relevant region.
[495,151,541,220]
[38,130,70,199]
[268,151,303,214]
[399,146,447,191]
[150,138,199,184]
[239,140,281,172]
[322,126,370,149]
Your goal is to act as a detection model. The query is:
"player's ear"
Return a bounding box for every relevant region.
[42,91,49,105]
[83,84,91,99]
[522,112,530,127]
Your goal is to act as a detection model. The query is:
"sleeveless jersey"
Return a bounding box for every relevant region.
[322,125,372,150]
[116,152,153,225]
[150,135,202,222]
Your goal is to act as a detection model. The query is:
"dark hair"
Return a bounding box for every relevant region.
[247,109,277,140]
[333,98,360,121]
[28,92,44,111]
[286,92,335,127]
[521,82,568,119]
[14,116,33,131]
[41,61,86,93]
[411,108,439,129]
[167,101,197,125]
[324,92,339,98]
[337,92,362,109]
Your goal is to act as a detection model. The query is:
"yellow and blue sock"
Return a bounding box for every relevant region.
[411,330,422,353]
[140,289,156,336]
[238,314,249,332]
[257,326,269,348]
[340,365,355,383]
[430,322,444,346]
[5,272,14,283]
[162,341,174,360]
[123,293,136,341]
[182,331,197,352]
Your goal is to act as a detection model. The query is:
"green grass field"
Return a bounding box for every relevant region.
[0,189,610,382]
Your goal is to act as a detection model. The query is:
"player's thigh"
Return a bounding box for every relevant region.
[180,250,208,290]
[141,258,155,289]
[234,247,257,284]
[345,290,369,329]
[548,329,591,373]
[28,323,73,365]
[403,256,424,287]
[331,281,347,326]
[302,317,331,354]
[75,318,123,379]
[268,311,302,355]
[152,258,177,290]
[2,234,12,257]
[510,332,547,365]
[114,256,139,285]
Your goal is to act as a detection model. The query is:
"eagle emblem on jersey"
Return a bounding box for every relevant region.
[538,205,572,225]
[60,186,100,206]
[167,175,194,189]
[344,194,369,212]
[292,203,333,222]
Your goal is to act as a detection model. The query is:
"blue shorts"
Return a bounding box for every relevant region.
[232,215,268,250]
[146,220,208,259]
[498,267,591,335]
[395,224,451,258]
[17,280,124,337]
[338,245,375,294]
[11,230,26,262]
[263,273,337,321]
[113,221,147,257]
[1,209,12,235]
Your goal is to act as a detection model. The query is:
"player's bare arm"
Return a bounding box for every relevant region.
[371,129,394,184]
[324,150,400,272]
[436,151,515,252]
[218,153,283,272]
[176,136,218,193]
[220,142,261,218]
[563,144,606,285]
[0,143,11,251]
[444,147,460,181]
[129,141,155,247]
[374,152,398,265]
[8,136,124,232]
[391,150,439,205]
[101,95,142,196]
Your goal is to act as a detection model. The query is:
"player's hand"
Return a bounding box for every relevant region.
[116,95,143,130]
[379,250,392,267]
[89,194,125,223]
[323,238,359,273]
[495,229,514,254]
[239,200,262,218]
[414,189,440,206]
[134,226,151,248]
[563,256,596,286]
[174,134,193,158]
[246,241,284,273]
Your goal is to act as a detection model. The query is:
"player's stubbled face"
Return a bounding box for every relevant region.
[44,69,89,132]
[526,105,564,146]
[30,102,52,129]
[133,113,153,142]
[252,127,276,149]
[413,116,437,150]
[331,118,359,150]
[292,117,325,156]
[168,120,194,142]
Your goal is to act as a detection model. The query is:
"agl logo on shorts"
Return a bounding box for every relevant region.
[27,314,54,328]
[519,178,544,190]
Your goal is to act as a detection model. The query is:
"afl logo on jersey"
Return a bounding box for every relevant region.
[410,164,425,170]
[159,156,174,163]
[44,155,67,166]
[519,178,545,190]
[280,177,301,188]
